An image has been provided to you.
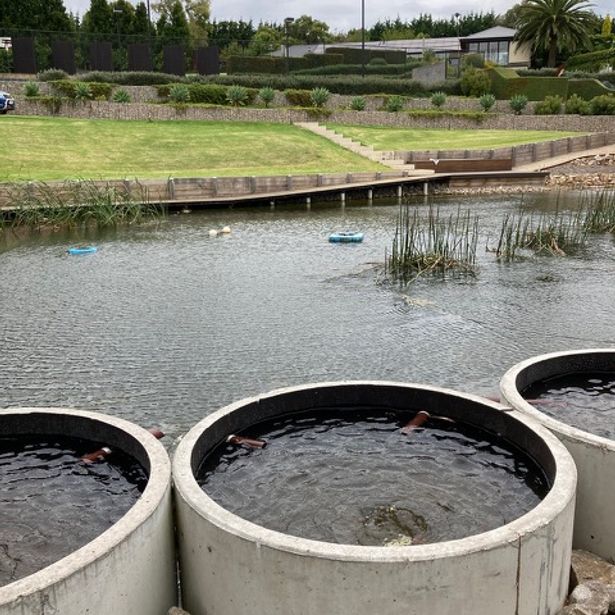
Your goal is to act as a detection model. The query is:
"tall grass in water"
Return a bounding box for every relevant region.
[4,180,164,228]
[492,210,586,260]
[580,190,615,233]
[386,205,479,284]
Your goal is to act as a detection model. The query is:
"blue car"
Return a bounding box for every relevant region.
[0,91,15,114]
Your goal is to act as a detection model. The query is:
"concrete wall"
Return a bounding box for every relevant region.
[500,349,615,563]
[173,382,577,615]
[0,407,176,615]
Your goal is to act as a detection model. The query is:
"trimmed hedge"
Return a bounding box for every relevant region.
[487,66,569,100]
[226,53,343,74]
[79,71,184,85]
[326,46,406,65]
[203,73,450,96]
[294,62,420,76]
[284,89,312,106]
[156,82,258,105]
[568,78,612,100]
[567,48,615,72]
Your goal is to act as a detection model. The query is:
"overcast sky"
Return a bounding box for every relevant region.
[62,0,610,32]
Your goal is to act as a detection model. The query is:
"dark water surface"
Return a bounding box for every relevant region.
[524,372,615,439]
[1,192,615,444]
[198,408,549,545]
[0,435,146,586]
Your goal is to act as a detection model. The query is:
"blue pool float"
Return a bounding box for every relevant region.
[67,246,97,255]
[329,231,364,243]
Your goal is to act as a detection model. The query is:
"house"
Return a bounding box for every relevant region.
[273,26,531,67]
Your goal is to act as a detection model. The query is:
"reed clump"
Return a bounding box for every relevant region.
[386,205,479,283]
[580,190,615,234]
[492,210,586,261]
[3,180,164,229]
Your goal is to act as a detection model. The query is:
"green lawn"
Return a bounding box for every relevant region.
[327,125,582,151]
[0,116,383,181]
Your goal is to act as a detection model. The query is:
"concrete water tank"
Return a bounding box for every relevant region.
[173,381,577,615]
[0,407,176,615]
[500,348,615,561]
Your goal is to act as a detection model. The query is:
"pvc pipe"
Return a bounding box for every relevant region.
[226,434,267,449]
[401,410,431,434]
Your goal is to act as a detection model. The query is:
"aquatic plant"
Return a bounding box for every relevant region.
[580,190,615,233]
[386,205,479,283]
[491,209,586,260]
[3,180,164,229]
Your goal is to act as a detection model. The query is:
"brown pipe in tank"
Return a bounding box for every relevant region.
[401,410,431,434]
[81,427,165,464]
[226,434,267,449]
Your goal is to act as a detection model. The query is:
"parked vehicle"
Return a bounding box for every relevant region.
[0,91,15,114]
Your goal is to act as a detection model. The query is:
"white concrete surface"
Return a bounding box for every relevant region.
[173,381,576,615]
[0,407,176,615]
[501,349,615,562]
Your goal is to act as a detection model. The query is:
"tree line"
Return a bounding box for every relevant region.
[0,0,610,70]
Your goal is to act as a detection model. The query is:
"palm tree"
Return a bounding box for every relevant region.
[514,0,596,67]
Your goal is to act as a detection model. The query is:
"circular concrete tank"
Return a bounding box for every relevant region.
[500,348,615,561]
[0,407,176,615]
[173,381,577,615]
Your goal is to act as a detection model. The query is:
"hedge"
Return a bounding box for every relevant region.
[225,53,343,74]
[566,48,615,72]
[325,46,406,65]
[203,73,459,96]
[293,62,420,76]
[568,78,612,100]
[79,71,184,85]
[156,82,259,105]
[487,66,569,100]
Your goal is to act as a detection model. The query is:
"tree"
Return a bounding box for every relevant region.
[82,0,114,37]
[514,0,596,67]
[185,0,210,45]
[289,15,331,44]
[249,25,282,55]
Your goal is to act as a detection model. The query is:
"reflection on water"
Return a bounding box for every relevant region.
[1,192,615,442]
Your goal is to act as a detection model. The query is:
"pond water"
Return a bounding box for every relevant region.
[197,407,549,545]
[1,192,615,444]
[0,434,146,586]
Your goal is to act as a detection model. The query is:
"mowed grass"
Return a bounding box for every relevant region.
[327,125,582,151]
[0,116,383,181]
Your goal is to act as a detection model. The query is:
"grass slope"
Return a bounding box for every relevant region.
[0,116,383,181]
[327,125,582,151]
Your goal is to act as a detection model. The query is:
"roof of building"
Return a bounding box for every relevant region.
[462,26,517,40]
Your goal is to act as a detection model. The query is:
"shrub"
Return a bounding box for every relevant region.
[326,46,405,65]
[89,82,113,100]
[350,96,366,111]
[23,81,40,97]
[37,69,68,81]
[169,83,190,103]
[74,82,93,102]
[509,94,528,115]
[479,93,496,112]
[310,87,330,108]
[285,88,312,106]
[385,95,405,112]
[189,84,227,104]
[430,91,447,108]
[534,95,563,115]
[516,68,559,77]
[368,57,388,66]
[204,73,435,97]
[226,85,249,106]
[463,53,485,69]
[112,89,131,103]
[294,62,420,76]
[0,49,12,72]
[565,93,590,115]
[460,67,491,97]
[80,71,183,85]
[259,86,275,107]
[590,94,615,114]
